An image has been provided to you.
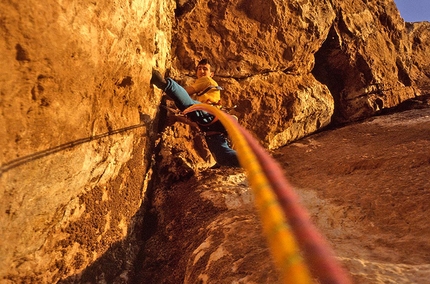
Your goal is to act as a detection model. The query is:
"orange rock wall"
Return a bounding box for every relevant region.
[0,0,174,282]
[170,0,429,148]
[1,0,429,282]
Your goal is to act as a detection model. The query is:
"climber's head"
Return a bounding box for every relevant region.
[196,58,214,79]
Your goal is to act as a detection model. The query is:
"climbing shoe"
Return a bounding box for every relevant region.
[150,69,167,90]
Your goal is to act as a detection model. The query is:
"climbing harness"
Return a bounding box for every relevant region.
[160,104,225,137]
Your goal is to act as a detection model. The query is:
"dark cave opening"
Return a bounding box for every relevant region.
[311,23,374,124]
[312,26,349,124]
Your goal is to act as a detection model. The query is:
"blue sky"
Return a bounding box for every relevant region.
[393,0,430,22]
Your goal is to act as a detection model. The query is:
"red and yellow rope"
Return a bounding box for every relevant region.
[184,104,352,284]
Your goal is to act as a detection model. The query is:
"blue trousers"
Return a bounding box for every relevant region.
[164,78,240,168]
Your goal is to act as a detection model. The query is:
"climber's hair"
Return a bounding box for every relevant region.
[198,58,210,66]
[196,58,215,72]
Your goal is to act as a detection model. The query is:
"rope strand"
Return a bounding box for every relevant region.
[184,104,352,284]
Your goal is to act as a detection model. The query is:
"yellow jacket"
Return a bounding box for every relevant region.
[190,76,221,105]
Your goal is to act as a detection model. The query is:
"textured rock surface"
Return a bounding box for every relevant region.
[138,170,280,283]
[0,0,174,282]
[170,0,429,148]
[275,108,430,283]
[141,107,430,284]
[1,0,430,283]
[171,0,337,149]
[408,21,430,94]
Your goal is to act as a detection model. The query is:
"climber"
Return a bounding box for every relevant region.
[151,59,240,168]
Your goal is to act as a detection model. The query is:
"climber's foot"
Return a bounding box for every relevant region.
[150,69,167,90]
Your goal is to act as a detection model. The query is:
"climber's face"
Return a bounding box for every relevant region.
[196,63,214,79]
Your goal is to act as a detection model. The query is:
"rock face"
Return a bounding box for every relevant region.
[139,108,430,284]
[1,0,429,283]
[171,0,429,148]
[0,0,174,282]
[409,21,430,93]
[137,170,280,284]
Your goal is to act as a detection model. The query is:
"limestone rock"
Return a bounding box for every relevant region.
[408,21,430,94]
[172,0,337,148]
[138,169,280,284]
[1,0,430,283]
[171,0,429,148]
[141,108,430,284]
[0,0,175,282]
